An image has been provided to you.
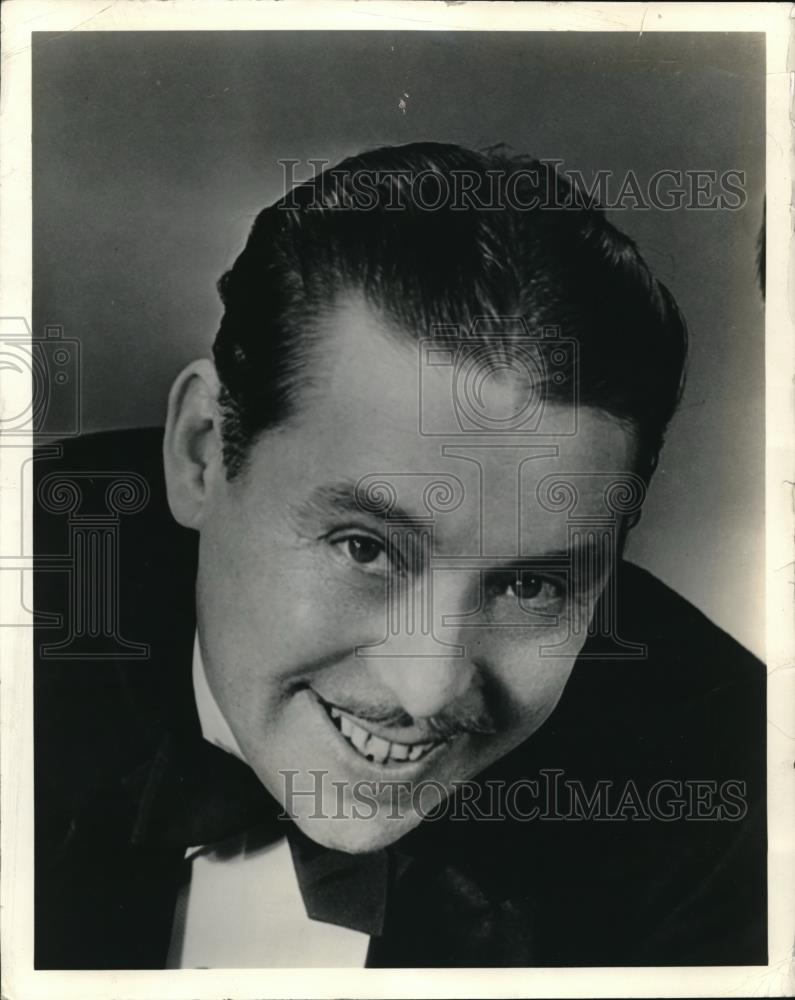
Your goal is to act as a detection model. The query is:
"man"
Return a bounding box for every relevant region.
[34,142,766,969]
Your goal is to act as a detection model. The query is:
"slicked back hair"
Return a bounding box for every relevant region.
[212,142,687,480]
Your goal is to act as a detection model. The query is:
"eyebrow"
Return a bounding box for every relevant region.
[287,480,430,533]
[431,539,606,572]
[288,481,614,567]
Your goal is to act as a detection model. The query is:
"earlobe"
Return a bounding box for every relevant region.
[162,359,223,530]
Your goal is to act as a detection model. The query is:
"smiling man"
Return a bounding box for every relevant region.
[165,293,640,856]
[34,143,766,969]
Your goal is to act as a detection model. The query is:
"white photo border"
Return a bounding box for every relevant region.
[1,2,791,998]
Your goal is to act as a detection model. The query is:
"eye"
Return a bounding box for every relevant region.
[510,573,544,601]
[345,535,385,566]
[487,569,566,611]
[328,531,400,578]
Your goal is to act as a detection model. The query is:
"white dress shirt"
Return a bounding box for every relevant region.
[165,636,370,968]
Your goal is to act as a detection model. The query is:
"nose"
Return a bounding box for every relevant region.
[367,652,476,720]
[365,570,479,719]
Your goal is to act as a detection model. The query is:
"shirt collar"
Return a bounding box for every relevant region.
[192,632,246,762]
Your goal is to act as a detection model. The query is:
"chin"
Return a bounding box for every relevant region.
[294,809,423,854]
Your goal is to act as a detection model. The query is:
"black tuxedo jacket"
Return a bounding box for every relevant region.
[34,429,767,969]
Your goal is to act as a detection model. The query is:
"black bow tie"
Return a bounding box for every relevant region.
[119,728,536,963]
[125,729,391,936]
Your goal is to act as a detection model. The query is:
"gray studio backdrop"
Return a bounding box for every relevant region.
[33,31,765,658]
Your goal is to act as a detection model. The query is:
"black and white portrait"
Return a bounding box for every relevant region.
[1,4,790,997]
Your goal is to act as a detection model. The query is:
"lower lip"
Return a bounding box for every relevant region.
[307,691,450,778]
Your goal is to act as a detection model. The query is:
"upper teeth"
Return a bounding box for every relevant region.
[329,706,438,764]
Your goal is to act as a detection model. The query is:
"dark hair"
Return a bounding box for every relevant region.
[213,142,687,480]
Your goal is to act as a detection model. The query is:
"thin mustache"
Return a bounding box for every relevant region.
[427,712,497,739]
[318,695,498,738]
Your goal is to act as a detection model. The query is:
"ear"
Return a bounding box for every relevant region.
[163,359,224,530]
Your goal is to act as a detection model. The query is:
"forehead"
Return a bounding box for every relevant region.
[245,294,638,553]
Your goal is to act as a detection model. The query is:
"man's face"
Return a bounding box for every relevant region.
[195,295,637,852]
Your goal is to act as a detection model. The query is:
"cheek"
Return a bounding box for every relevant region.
[196,514,387,693]
[497,647,578,730]
[456,653,577,781]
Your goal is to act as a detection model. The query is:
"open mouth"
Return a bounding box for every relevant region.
[318,698,444,765]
